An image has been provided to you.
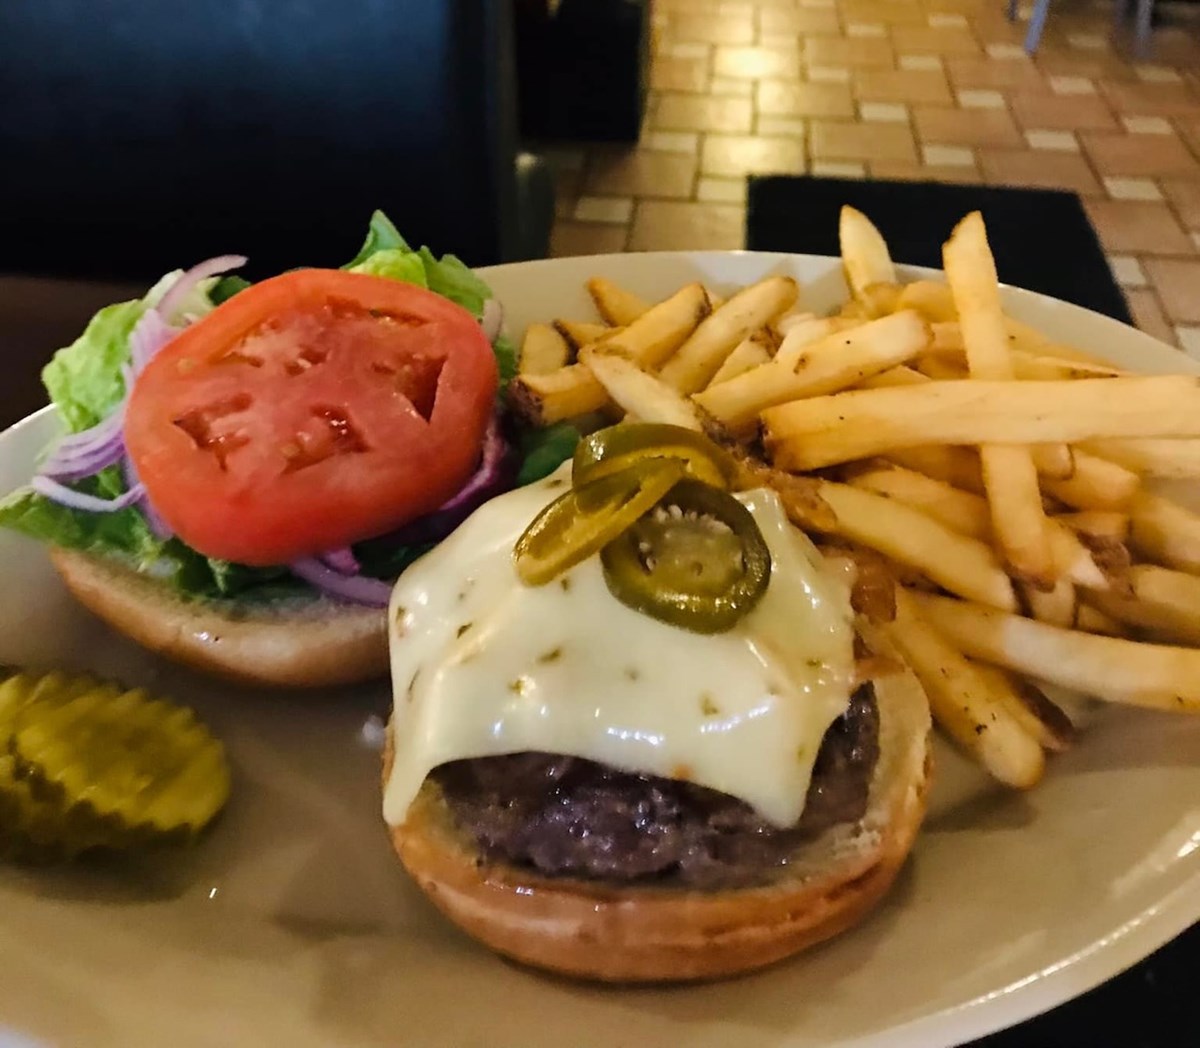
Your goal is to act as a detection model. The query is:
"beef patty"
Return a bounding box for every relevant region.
[431,684,880,889]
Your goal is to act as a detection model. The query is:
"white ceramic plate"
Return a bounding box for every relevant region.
[1,252,1197,1048]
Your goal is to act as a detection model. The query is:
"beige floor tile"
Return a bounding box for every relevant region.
[810,160,867,178]
[711,77,755,97]
[550,222,628,258]
[914,107,1023,148]
[1082,132,1200,178]
[1103,177,1163,201]
[860,102,910,123]
[1175,118,1200,159]
[697,177,748,204]
[584,151,698,199]
[714,45,801,80]
[810,120,918,162]
[666,14,755,45]
[757,80,855,118]
[1048,76,1097,96]
[872,160,983,184]
[945,57,1045,91]
[1084,200,1196,254]
[922,144,975,167]
[854,68,953,105]
[1009,93,1118,131]
[1125,288,1179,346]
[957,89,1005,109]
[1162,180,1200,230]
[1025,130,1080,152]
[808,65,853,84]
[642,130,701,154]
[1107,254,1148,288]
[890,26,981,56]
[899,54,944,72]
[1121,116,1173,134]
[653,93,754,133]
[802,36,895,69]
[573,196,635,224]
[628,201,745,251]
[846,23,887,39]
[979,149,1102,196]
[701,133,807,176]
[651,55,709,93]
[1143,258,1200,323]
[758,8,840,34]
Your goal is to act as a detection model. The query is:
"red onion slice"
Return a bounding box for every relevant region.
[289,558,392,607]
[155,254,247,324]
[129,308,180,375]
[40,428,126,483]
[31,476,146,513]
[320,548,361,575]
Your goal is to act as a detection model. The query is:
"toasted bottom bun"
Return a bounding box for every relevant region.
[50,548,388,689]
[383,667,933,982]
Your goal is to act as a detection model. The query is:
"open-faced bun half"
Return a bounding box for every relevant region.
[384,664,932,983]
[50,548,388,688]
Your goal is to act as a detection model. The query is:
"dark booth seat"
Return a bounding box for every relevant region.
[0,0,552,282]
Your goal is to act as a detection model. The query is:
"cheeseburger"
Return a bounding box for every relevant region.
[383,425,932,982]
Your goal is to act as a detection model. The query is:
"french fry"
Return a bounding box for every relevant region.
[916,355,967,380]
[885,589,1045,788]
[896,280,957,323]
[1042,451,1140,511]
[909,590,1200,710]
[762,376,1200,471]
[1030,443,1075,480]
[1010,350,1125,381]
[1021,577,1077,627]
[848,464,1109,589]
[1129,490,1200,573]
[518,323,572,375]
[1055,510,1130,542]
[578,347,702,430]
[586,277,651,327]
[708,333,773,386]
[658,276,799,394]
[1075,604,1125,637]
[815,481,1017,610]
[1077,438,1200,479]
[969,660,1076,753]
[858,365,931,389]
[771,310,817,341]
[508,363,608,426]
[1084,564,1200,645]
[511,283,712,422]
[857,282,903,319]
[554,319,611,350]
[1003,317,1114,368]
[600,282,711,369]
[944,211,1054,587]
[886,445,984,493]
[694,310,930,430]
[839,206,896,306]
[773,318,851,369]
[848,465,991,539]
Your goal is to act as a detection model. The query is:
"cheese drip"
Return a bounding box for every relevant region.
[383,467,854,828]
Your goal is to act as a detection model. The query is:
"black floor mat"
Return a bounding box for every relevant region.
[746,175,1131,324]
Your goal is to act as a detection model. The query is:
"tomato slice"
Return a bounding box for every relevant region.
[125,270,498,565]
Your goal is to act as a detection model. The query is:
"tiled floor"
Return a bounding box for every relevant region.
[546,0,1200,353]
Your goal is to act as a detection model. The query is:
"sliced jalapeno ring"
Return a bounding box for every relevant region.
[600,479,771,633]
[572,422,738,495]
[513,458,686,586]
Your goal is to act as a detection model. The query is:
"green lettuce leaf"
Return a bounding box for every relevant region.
[210,275,251,305]
[41,301,144,432]
[348,248,428,287]
[345,210,410,268]
[417,247,490,317]
[515,422,580,486]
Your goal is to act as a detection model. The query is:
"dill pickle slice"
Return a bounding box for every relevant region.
[11,676,231,839]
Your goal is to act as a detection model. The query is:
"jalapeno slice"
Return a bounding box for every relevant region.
[513,458,686,586]
[600,479,771,633]
[572,423,738,493]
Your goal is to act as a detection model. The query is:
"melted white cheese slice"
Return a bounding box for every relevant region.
[382,467,855,828]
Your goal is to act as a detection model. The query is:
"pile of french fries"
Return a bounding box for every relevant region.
[510,206,1200,791]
